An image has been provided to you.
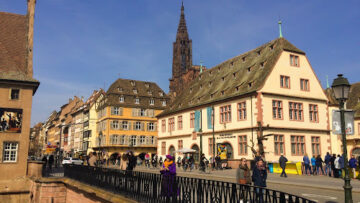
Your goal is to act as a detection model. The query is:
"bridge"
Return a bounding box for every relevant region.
[64,165,315,203]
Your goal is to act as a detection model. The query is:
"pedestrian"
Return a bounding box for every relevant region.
[48,154,54,171]
[159,156,163,168]
[279,154,288,178]
[88,152,97,167]
[339,154,344,178]
[311,155,316,175]
[303,153,311,175]
[41,155,48,176]
[145,153,151,168]
[349,155,357,179]
[330,154,336,177]
[120,153,128,170]
[252,159,267,203]
[189,155,195,171]
[254,151,262,163]
[334,155,341,178]
[177,156,182,168]
[236,158,251,185]
[126,151,136,172]
[324,152,332,176]
[215,155,221,170]
[152,154,158,168]
[160,154,177,198]
[315,155,324,175]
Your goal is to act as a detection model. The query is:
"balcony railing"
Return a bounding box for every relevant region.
[64,165,315,203]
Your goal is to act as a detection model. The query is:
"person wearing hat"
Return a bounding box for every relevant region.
[160,154,177,198]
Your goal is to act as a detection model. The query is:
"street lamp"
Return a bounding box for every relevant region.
[331,74,352,203]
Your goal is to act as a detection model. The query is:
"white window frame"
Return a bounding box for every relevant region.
[140,136,146,145]
[120,96,124,103]
[162,100,166,106]
[130,135,137,146]
[135,98,140,104]
[150,99,155,105]
[3,142,18,163]
[111,120,119,129]
[148,122,154,131]
[135,122,141,130]
[122,121,129,130]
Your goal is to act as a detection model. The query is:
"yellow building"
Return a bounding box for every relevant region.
[157,37,332,167]
[94,79,170,157]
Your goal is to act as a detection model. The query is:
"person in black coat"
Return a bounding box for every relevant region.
[279,154,288,177]
[48,155,54,171]
[252,160,267,203]
[315,155,324,175]
[126,151,137,171]
[330,154,336,178]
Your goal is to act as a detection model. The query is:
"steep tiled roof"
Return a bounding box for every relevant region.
[0,12,37,82]
[159,37,304,117]
[324,82,360,118]
[98,78,170,110]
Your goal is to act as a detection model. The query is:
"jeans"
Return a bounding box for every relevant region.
[280,167,287,177]
[312,165,316,175]
[304,164,311,175]
[352,168,356,178]
[325,164,331,176]
[316,165,324,175]
[255,188,265,203]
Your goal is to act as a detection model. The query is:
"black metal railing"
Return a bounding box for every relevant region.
[64,165,315,203]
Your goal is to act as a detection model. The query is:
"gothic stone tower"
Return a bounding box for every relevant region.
[169,3,196,98]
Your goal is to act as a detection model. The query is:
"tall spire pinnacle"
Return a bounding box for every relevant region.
[177,1,188,37]
[278,20,283,38]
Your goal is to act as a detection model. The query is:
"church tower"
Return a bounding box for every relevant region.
[169,3,193,98]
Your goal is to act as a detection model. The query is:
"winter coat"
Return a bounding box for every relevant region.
[335,157,341,169]
[339,156,344,169]
[279,156,288,168]
[349,158,357,168]
[315,157,323,167]
[324,154,331,165]
[303,156,310,165]
[252,166,267,187]
[236,165,251,185]
[311,157,316,166]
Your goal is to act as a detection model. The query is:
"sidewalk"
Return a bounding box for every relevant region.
[131,165,360,193]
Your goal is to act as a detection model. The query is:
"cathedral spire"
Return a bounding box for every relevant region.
[177,2,188,38]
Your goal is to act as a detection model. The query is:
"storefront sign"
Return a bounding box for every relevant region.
[216,133,235,139]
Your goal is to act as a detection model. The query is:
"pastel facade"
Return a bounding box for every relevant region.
[95,79,170,156]
[157,38,331,166]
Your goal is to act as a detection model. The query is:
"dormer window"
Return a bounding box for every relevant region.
[221,91,224,96]
[230,62,234,67]
[130,81,135,86]
[150,98,154,105]
[159,92,164,97]
[233,72,236,78]
[119,96,124,103]
[210,94,214,99]
[222,77,225,81]
[257,50,261,56]
[135,98,140,104]
[162,100,166,106]
[200,84,203,89]
[148,90,152,95]
[199,75,202,80]
[209,71,212,75]
[242,57,246,62]
[247,67,252,72]
[133,89,138,94]
[235,86,239,92]
[218,67,221,72]
[197,98,200,102]
[145,83,150,88]
[248,82,253,88]
[270,44,274,50]
[209,81,212,86]
[118,87,123,92]
[260,62,265,68]
[190,88,192,93]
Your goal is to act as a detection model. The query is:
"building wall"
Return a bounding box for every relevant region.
[0,84,33,180]
[87,100,100,154]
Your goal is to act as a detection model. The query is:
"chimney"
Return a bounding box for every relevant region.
[27,0,36,77]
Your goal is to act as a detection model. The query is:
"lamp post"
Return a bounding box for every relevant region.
[332,74,353,203]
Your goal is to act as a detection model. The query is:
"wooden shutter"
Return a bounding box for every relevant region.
[141,122,144,131]
[132,108,135,116]
[119,107,123,116]
[110,121,114,130]
[127,121,131,131]
[133,122,136,130]
[111,107,114,115]
[136,136,140,146]
[124,135,129,145]
[145,136,149,145]
[119,121,123,130]
[154,122,157,132]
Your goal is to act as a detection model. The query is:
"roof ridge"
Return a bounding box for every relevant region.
[0,11,26,17]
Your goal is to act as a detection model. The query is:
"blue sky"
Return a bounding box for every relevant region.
[2,0,359,126]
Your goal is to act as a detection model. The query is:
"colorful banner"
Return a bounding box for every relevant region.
[194,110,201,132]
[332,110,355,135]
